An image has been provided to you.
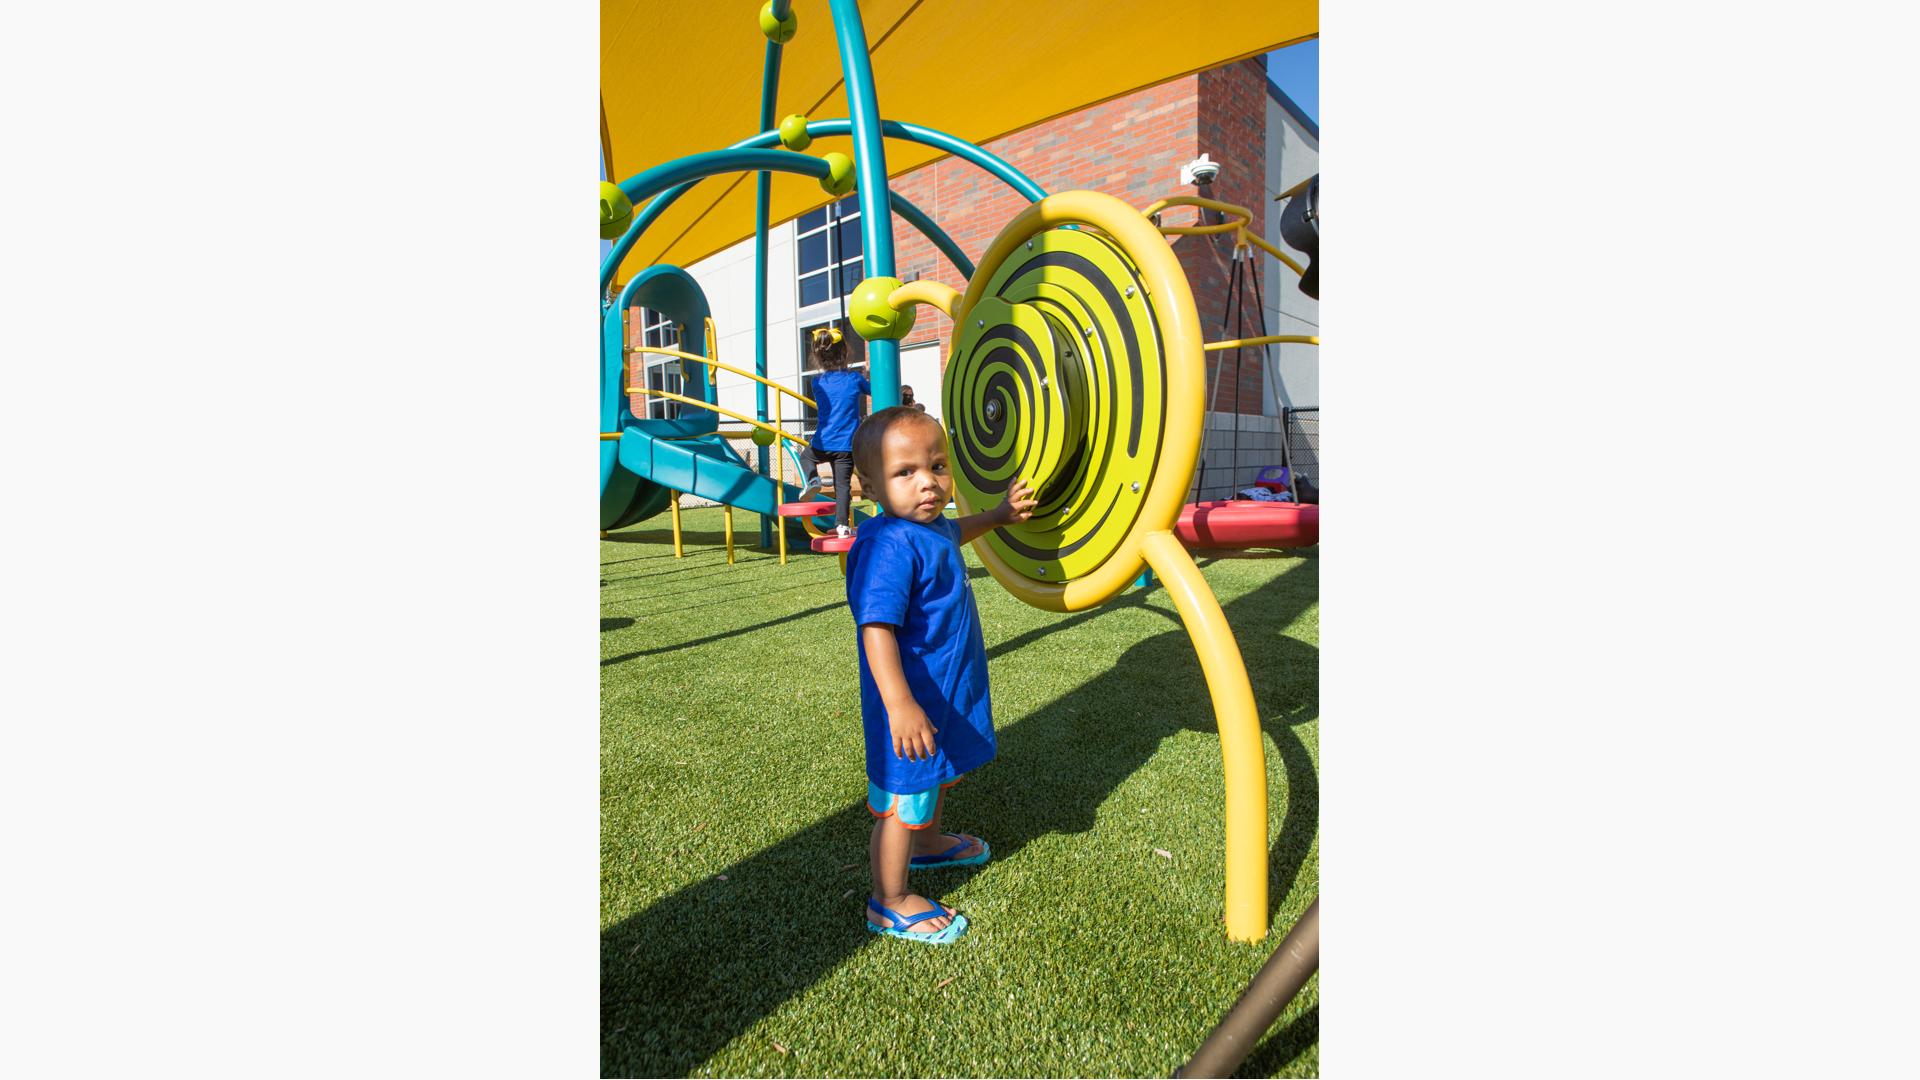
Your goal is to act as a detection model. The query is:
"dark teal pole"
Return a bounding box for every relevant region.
[826,0,900,409]
[754,0,792,549]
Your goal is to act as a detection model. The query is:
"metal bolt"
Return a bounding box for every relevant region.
[1124,285,1135,299]
[1026,239,1033,250]
[1131,481,1141,493]
[1083,326,1093,337]
[977,319,985,328]
[1036,566,1047,576]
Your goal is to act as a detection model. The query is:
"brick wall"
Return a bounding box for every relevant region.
[888,57,1273,416]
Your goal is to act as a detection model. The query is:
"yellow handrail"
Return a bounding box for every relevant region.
[625,346,816,410]
[1141,194,1249,236]
[1140,194,1308,278]
[1273,175,1314,203]
[626,388,811,449]
[1204,334,1319,352]
[1239,230,1307,278]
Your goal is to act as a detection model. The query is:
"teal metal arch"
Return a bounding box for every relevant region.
[601,264,714,527]
[600,140,999,294]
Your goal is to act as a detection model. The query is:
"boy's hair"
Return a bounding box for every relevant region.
[810,325,849,371]
[852,405,942,481]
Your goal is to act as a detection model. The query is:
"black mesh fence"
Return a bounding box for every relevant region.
[1283,407,1319,488]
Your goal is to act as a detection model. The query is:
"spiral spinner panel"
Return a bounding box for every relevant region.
[944,191,1204,611]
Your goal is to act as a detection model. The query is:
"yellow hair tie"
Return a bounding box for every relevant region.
[813,326,843,345]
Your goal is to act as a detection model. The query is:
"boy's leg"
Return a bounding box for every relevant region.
[869,813,954,932]
[910,789,984,860]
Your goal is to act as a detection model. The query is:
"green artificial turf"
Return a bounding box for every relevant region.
[603,507,1318,1078]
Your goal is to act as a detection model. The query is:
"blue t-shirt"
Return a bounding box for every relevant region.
[846,514,996,792]
[810,369,870,452]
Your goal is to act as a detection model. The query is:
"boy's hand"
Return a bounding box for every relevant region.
[993,477,1038,526]
[888,700,939,762]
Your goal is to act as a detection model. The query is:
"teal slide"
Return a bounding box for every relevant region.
[599,264,811,531]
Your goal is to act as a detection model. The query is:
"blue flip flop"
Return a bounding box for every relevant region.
[866,897,969,944]
[910,832,991,870]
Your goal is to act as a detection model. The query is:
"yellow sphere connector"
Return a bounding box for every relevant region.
[758,2,796,44]
[819,152,856,196]
[778,114,811,151]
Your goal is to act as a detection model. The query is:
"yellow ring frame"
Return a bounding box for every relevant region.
[949,190,1271,941]
[951,190,1206,614]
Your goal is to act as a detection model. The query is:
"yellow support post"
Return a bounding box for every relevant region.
[776,432,788,567]
[620,308,631,398]
[1140,530,1269,942]
[670,493,684,558]
[724,505,735,565]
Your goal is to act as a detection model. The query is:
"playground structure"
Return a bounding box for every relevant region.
[1155,185,1321,552]
[604,20,1320,1071]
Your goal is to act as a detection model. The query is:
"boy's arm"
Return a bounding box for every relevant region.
[956,476,1038,545]
[861,622,938,761]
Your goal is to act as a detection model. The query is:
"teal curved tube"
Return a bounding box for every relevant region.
[602,149,829,292]
[886,191,973,278]
[601,264,715,526]
[601,118,1045,292]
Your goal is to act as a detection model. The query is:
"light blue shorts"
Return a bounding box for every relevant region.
[866,778,961,829]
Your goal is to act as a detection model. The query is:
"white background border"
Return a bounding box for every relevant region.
[4,2,1916,1075]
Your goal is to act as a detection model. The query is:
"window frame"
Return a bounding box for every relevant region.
[630,307,683,421]
[794,195,865,310]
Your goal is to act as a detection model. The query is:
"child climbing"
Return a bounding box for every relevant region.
[806,326,868,538]
[844,406,1037,943]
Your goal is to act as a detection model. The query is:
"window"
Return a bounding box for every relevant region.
[795,195,864,308]
[797,317,866,431]
[630,308,682,420]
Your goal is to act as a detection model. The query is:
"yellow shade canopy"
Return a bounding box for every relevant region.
[601,0,1316,283]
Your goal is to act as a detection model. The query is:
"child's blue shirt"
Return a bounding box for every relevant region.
[845,513,996,793]
[810,369,870,452]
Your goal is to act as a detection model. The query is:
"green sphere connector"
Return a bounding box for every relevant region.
[599,181,634,240]
[778,114,811,151]
[820,152,856,196]
[848,276,915,341]
[751,426,777,447]
[758,2,797,43]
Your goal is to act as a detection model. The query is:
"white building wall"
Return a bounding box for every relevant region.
[1263,96,1319,413]
[686,227,806,429]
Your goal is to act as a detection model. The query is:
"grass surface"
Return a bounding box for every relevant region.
[603,507,1318,1078]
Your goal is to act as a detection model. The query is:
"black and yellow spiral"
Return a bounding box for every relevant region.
[943,191,1204,607]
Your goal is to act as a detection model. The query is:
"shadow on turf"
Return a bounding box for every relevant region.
[602,560,1318,1076]
[603,559,842,605]
[602,600,847,666]
[1233,1004,1318,1077]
